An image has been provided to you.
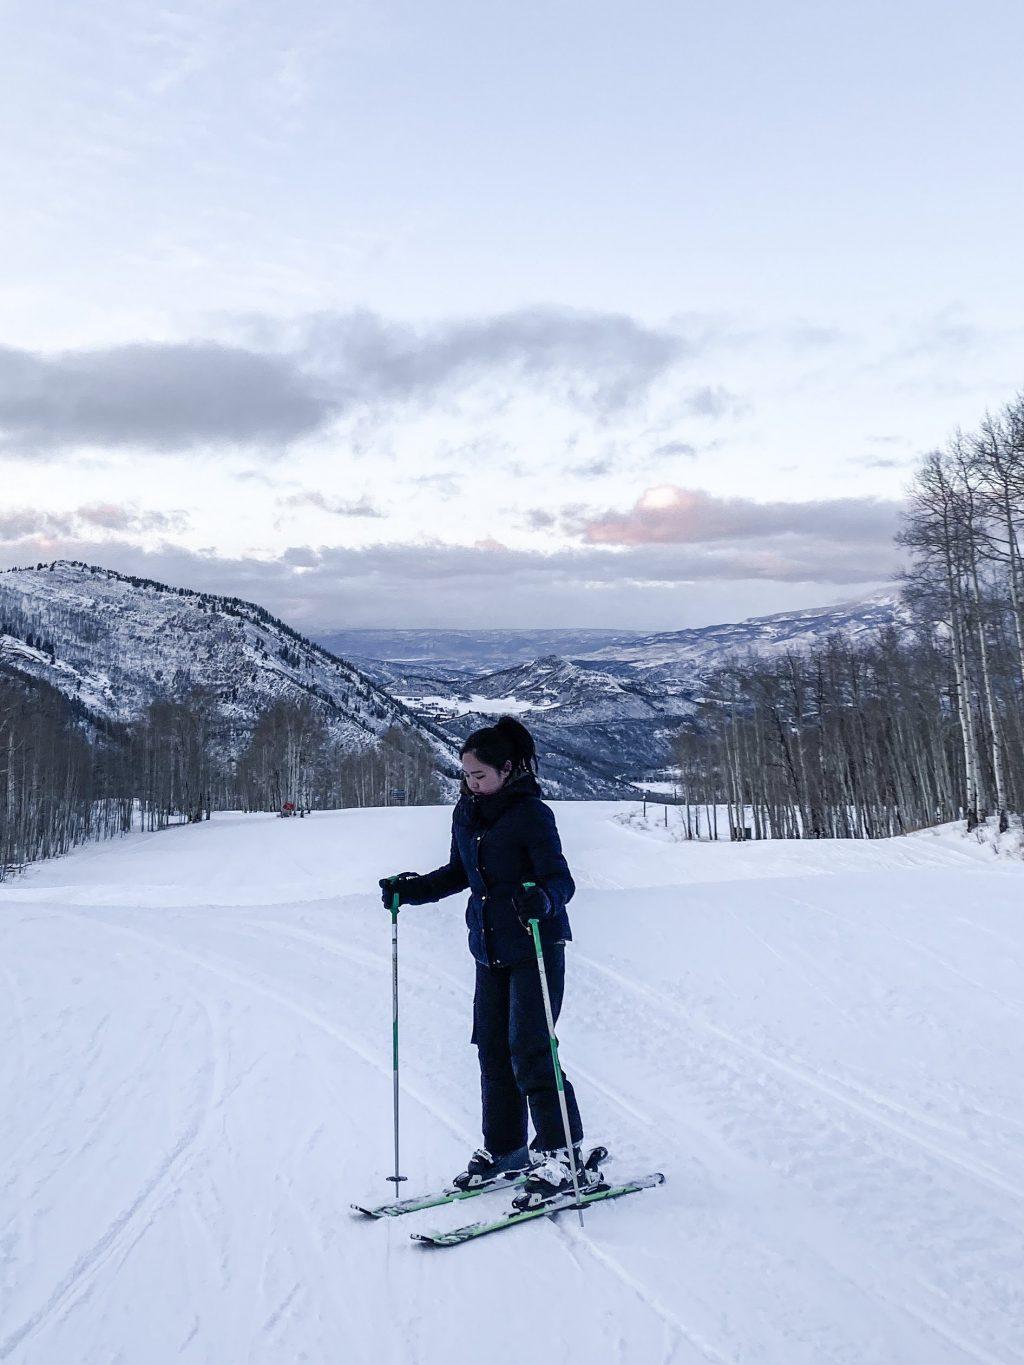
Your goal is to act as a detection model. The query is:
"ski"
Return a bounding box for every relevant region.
[351,1145,609,1220]
[350,1170,527,1219]
[410,1171,665,1247]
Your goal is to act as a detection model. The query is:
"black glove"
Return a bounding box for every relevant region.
[379,872,425,909]
[512,881,552,931]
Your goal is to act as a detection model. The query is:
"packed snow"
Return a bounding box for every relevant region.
[2,804,1023,1364]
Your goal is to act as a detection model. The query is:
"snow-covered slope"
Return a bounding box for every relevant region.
[1,807,1021,1363]
[0,560,459,773]
[458,653,689,723]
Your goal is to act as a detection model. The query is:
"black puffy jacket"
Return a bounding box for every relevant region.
[406,771,575,967]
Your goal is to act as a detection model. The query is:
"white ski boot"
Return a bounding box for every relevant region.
[511,1144,606,1210]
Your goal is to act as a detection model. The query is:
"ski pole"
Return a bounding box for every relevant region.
[523,881,585,1227]
[387,889,406,1187]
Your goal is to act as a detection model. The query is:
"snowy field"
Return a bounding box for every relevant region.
[2,804,1023,1365]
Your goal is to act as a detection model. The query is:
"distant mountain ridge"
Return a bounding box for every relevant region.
[0,561,904,801]
[0,560,461,782]
[315,626,640,671]
[575,590,904,674]
[324,592,901,687]
[318,590,902,677]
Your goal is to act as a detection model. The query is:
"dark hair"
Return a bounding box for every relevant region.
[460,715,538,776]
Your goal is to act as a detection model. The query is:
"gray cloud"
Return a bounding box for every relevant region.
[289,306,693,415]
[278,490,384,518]
[1,307,714,458]
[866,309,1024,375]
[651,441,697,459]
[281,545,321,568]
[0,509,74,541]
[849,456,912,471]
[0,342,329,455]
[411,471,463,497]
[897,309,986,360]
[568,457,615,477]
[235,468,294,487]
[76,503,190,531]
[0,503,186,542]
[683,386,745,419]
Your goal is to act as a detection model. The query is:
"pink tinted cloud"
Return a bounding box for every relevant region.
[578,485,902,547]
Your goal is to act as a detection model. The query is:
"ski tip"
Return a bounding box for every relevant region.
[350,1203,381,1217]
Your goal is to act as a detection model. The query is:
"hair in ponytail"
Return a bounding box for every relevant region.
[460,715,538,777]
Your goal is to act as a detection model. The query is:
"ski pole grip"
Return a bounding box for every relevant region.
[391,889,400,920]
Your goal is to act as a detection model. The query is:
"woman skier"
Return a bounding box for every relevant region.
[379,715,601,1208]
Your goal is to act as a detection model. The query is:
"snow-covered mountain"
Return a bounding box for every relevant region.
[574,589,904,675]
[0,560,460,777]
[382,654,695,799]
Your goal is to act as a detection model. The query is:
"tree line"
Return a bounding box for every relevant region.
[673,392,1024,841]
[0,676,443,880]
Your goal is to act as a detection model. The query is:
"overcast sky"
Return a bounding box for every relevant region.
[3,0,1023,631]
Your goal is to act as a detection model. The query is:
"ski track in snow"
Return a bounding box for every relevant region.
[1,807,1023,1364]
[559,949,1021,1364]
[238,916,660,1132]
[0,984,224,1362]
[574,950,1024,1206]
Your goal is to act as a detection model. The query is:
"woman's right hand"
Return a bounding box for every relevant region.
[379,873,426,908]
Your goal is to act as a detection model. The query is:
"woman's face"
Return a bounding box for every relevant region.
[461,751,512,795]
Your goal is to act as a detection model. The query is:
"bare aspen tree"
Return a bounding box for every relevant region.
[973,398,1024,703]
[950,433,1009,829]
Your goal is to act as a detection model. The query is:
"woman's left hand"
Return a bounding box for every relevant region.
[512,881,552,930]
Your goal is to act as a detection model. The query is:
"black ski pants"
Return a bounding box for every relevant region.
[471,944,584,1155]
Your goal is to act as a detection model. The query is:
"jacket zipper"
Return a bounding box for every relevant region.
[476,832,489,897]
[477,830,498,964]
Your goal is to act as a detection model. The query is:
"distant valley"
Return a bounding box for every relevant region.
[317,590,903,796]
